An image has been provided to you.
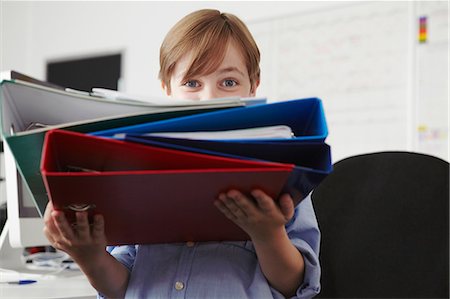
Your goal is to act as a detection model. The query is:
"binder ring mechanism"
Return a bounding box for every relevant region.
[65,203,96,212]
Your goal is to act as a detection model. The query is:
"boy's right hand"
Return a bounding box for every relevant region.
[44,202,130,298]
[43,201,107,263]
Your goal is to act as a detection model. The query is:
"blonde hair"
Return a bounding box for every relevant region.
[159,9,260,92]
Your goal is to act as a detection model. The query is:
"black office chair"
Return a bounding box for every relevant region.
[312,151,449,298]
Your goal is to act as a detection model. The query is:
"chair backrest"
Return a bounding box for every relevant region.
[312,151,449,298]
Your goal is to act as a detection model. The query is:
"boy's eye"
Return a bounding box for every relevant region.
[222,79,238,87]
[183,80,200,88]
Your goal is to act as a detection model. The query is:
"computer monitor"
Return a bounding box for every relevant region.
[0,141,50,272]
[46,53,121,92]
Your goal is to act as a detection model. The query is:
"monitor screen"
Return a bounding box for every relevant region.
[46,53,121,92]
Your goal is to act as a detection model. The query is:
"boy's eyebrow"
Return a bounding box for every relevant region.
[217,67,245,76]
[175,66,245,81]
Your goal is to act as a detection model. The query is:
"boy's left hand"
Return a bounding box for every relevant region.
[214,189,295,241]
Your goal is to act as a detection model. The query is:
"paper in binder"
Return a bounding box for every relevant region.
[119,125,295,140]
[91,97,328,142]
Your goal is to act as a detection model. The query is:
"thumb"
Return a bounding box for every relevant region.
[43,200,54,222]
[279,194,295,221]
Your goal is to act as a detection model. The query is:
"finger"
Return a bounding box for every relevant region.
[215,194,238,221]
[215,200,237,221]
[222,192,247,218]
[279,194,295,220]
[53,210,76,241]
[226,190,256,217]
[43,226,57,245]
[251,189,276,213]
[43,200,54,222]
[43,214,64,249]
[44,208,60,236]
[75,212,91,240]
[91,214,105,240]
[44,201,60,235]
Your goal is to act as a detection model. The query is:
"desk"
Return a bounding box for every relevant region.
[0,270,97,299]
[0,222,96,298]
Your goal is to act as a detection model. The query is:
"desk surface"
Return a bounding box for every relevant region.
[0,270,97,299]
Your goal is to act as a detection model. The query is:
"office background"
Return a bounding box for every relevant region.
[1,1,448,165]
[0,3,448,298]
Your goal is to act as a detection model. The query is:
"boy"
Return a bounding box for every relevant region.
[44,9,320,298]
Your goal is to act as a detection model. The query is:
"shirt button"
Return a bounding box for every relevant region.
[186,241,195,247]
[175,281,184,291]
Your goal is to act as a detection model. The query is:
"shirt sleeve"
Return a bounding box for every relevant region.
[97,245,137,299]
[109,245,138,272]
[285,193,321,298]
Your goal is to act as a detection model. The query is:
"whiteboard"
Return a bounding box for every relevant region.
[248,1,448,162]
[415,1,449,162]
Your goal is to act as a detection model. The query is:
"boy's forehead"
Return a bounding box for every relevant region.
[172,42,248,80]
[173,53,193,79]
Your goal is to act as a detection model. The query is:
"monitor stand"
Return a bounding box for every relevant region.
[0,221,26,271]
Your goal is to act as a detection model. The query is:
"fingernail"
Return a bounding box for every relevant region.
[227,190,237,197]
[251,190,258,197]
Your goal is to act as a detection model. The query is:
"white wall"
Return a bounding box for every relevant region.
[1,1,347,97]
[1,1,448,162]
